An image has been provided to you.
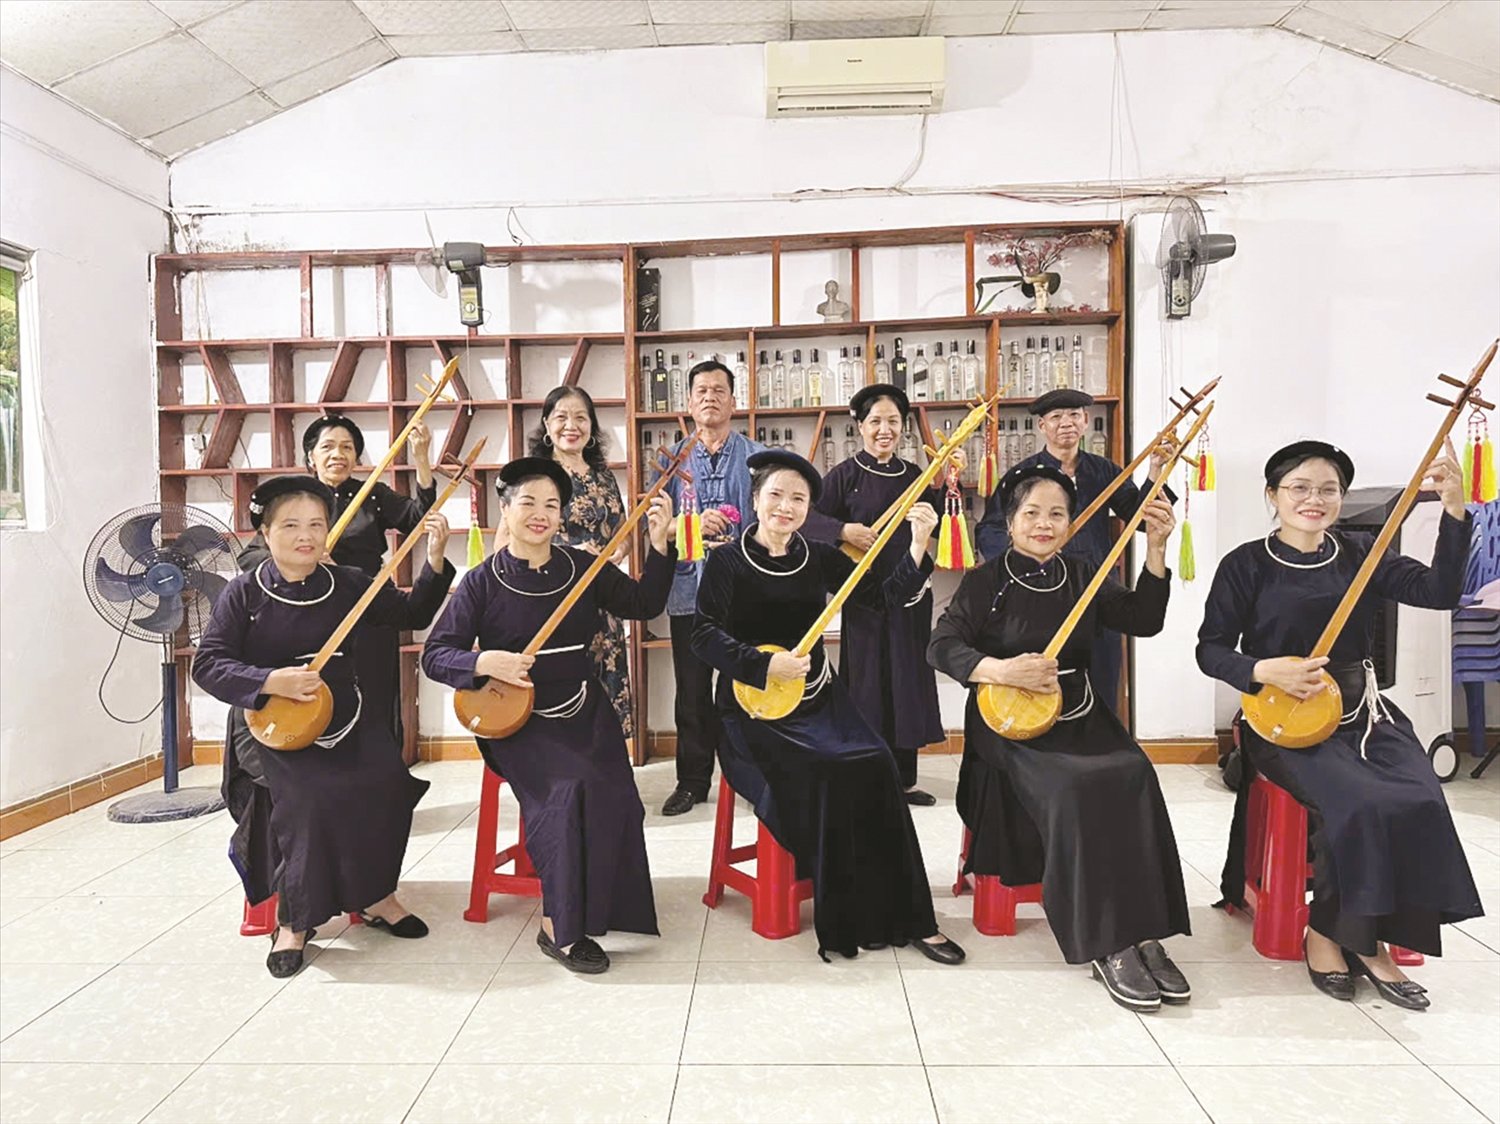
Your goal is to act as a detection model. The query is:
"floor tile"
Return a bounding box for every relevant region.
[72,845,244,898]
[125,890,352,966]
[401,841,482,883]
[683,962,919,1066]
[0,963,284,1063]
[0,897,54,928]
[409,1062,677,1124]
[0,962,113,1039]
[446,961,694,1065]
[1180,1064,1488,1123]
[327,888,529,964]
[1139,961,1418,1066]
[1433,1066,1500,1124]
[144,1062,435,1123]
[0,850,142,898]
[595,879,708,964]
[0,1062,193,1124]
[28,814,218,853]
[904,962,1167,1066]
[672,1064,936,1123]
[211,962,496,1064]
[0,895,211,964]
[1457,914,1500,955]
[1352,960,1500,1066]
[699,895,894,964]
[928,1065,1207,1124]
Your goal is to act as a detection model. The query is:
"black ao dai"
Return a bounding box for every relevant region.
[928,551,1190,964]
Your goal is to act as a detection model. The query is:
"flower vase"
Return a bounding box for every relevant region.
[1026,275,1051,314]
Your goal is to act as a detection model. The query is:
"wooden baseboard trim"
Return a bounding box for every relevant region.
[0,755,166,841]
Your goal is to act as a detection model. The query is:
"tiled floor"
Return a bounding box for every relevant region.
[1,756,1496,1124]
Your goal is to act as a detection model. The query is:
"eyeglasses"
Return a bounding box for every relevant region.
[1279,483,1343,503]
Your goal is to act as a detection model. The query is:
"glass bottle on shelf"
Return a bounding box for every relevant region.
[892,337,909,393]
[965,433,981,487]
[900,417,920,462]
[789,349,806,408]
[1089,416,1109,456]
[807,348,825,407]
[657,428,670,455]
[1035,337,1053,395]
[950,339,963,397]
[772,350,787,409]
[1004,341,1021,398]
[1004,417,1020,469]
[822,426,834,472]
[962,338,982,401]
[1022,418,1037,457]
[769,427,781,450]
[639,352,652,410]
[652,350,669,414]
[850,345,864,398]
[757,350,771,408]
[756,425,767,446]
[843,423,858,461]
[1085,335,1108,396]
[929,341,947,402]
[641,429,654,487]
[837,347,853,405]
[911,345,929,402]
[669,353,685,412]
[734,350,749,409]
[1052,336,1070,390]
[874,344,889,382]
[1071,334,1087,394]
[1022,337,1038,398]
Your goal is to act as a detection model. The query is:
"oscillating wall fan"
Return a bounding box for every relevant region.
[414,213,486,327]
[1156,196,1237,319]
[83,504,241,822]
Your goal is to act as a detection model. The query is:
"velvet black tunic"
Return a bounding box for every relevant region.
[1196,512,1484,955]
[691,527,941,957]
[193,558,453,931]
[811,453,946,754]
[422,544,676,950]
[928,551,1190,964]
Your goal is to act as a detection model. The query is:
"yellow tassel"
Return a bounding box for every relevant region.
[936,512,975,570]
[978,451,999,497]
[466,525,484,569]
[936,514,954,569]
[1201,452,1215,491]
[676,511,704,561]
[1179,519,1196,582]
[1482,438,1498,502]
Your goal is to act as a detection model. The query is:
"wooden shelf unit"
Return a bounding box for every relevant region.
[154,222,1128,767]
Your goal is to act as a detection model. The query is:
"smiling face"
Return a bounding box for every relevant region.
[859,396,904,459]
[308,425,359,486]
[753,468,811,537]
[264,494,330,573]
[544,391,593,456]
[1038,407,1087,452]
[502,476,563,548]
[1006,479,1072,560]
[1269,456,1345,536]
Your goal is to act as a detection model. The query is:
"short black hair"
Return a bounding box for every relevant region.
[688,359,734,394]
[748,449,822,504]
[248,474,336,530]
[495,456,573,506]
[1264,440,1354,491]
[302,415,365,466]
[528,386,609,471]
[850,383,909,422]
[998,464,1078,523]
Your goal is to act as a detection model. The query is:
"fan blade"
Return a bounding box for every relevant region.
[134,594,184,633]
[117,513,160,560]
[172,524,230,557]
[183,570,229,602]
[94,556,149,602]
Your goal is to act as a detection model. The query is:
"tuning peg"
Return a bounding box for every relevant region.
[1472,395,1496,411]
[1426,394,1457,408]
[1438,373,1466,389]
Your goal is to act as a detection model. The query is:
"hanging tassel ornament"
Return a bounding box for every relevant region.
[675,484,705,562]
[1192,425,1216,492]
[935,457,976,570]
[1178,463,1197,582]
[1463,410,1498,503]
[466,476,485,569]
[977,414,1000,498]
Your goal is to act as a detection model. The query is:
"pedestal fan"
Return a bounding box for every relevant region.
[82,504,241,822]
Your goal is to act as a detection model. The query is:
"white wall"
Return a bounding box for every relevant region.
[0,68,170,804]
[167,29,1500,741]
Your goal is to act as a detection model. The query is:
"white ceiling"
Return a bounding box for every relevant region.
[1,0,1496,159]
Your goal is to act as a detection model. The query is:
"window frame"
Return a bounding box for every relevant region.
[0,241,41,530]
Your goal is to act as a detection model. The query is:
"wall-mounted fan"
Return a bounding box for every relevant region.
[83,504,241,822]
[1156,196,1237,319]
[414,213,486,327]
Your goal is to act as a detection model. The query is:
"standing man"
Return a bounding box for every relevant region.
[660,360,766,816]
[973,389,1172,712]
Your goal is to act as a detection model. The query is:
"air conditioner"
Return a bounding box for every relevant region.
[765,37,946,118]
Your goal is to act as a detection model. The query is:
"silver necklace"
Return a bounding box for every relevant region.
[1004,550,1068,593]
[739,528,809,577]
[855,452,906,478]
[1264,531,1340,570]
[255,561,335,606]
[492,546,578,596]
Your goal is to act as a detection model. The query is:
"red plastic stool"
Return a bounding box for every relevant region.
[1238,773,1423,966]
[952,827,1043,936]
[701,780,813,939]
[240,894,361,937]
[464,766,542,923]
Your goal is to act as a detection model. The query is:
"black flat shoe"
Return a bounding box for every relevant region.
[1092,947,1161,1011]
[661,788,702,817]
[537,929,609,974]
[359,912,429,939]
[1305,938,1355,1001]
[904,789,937,807]
[914,936,966,965]
[1137,940,1191,1004]
[861,942,890,951]
[266,927,314,979]
[1343,951,1431,1010]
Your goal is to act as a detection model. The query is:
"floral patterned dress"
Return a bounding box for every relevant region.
[557,462,634,738]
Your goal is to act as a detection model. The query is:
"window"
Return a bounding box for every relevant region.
[0,244,29,526]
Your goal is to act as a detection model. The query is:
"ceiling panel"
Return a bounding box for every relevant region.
[352,0,513,35]
[791,17,925,38]
[1010,8,1151,33]
[1147,6,1293,30]
[262,38,394,108]
[191,0,378,85]
[931,0,1017,13]
[927,13,1014,35]
[502,0,649,30]
[148,0,242,24]
[1384,39,1500,96]
[386,31,525,54]
[1281,5,1396,57]
[655,21,792,44]
[1407,1,1500,72]
[1303,0,1448,40]
[1,0,176,84]
[517,25,657,49]
[650,0,790,23]
[793,0,927,17]
[144,89,278,155]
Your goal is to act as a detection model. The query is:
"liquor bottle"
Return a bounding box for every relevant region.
[757,350,771,408]
[962,339,982,401]
[874,343,889,382]
[669,353,685,412]
[772,350,787,409]
[641,429,654,487]
[652,350,669,414]
[639,352,652,410]
[850,345,864,399]
[1089,416,1109,456]
[1003,417,1020,469]
[950,340,963,396]
[807,348,825,407]
[1022,418,1037,457]
[837,347,853,405]
[843,423,858,461]
[822,425,835,472]
[769,427,781,450]
[1022,337,1038,398]
[1052,336,1070,390]
[892,337,909,392]
[1004,341,1021,398]
[929,341,948,401]
[1035,338,1053,395]
[734,350,749,409]
[965,433,981,487]
[900,417,920,462]
[756,425,767,446]
[1071,334,1087,393]
[911,345,929,402]
[789,349,806,408]
[657,428,670,456]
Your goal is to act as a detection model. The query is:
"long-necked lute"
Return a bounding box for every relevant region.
[840,427,969,562]
[1242,339,1497,749]
[323,356,460,554]
[453,433,701,739]
[735,395,999,721]
[246,437,487,751]
[977,401,1214,738]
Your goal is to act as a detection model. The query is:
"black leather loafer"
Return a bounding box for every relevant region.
[1092,947,1162,1011]
[1305,938,1355,1001]
[661,788,702,817]
[1344,951,1430,1010]
[914,936,966,965]
[904,789,938,807]
[360,912,429,939]
[538,929,610,974]
[1137,940,1191,1003]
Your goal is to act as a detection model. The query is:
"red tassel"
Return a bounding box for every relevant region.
[1473,442,1484,503]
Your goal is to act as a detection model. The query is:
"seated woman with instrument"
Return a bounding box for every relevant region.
[928,463,1191,1011]
[691,449,966,964]
[1197,440,1483,1009]
[421,457,677,975]
[193,475,454,979]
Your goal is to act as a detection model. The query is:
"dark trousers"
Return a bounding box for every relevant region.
[891,747,919,790]
[669,613,720,798]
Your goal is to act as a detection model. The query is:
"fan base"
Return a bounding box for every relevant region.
[107,787,225,823]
